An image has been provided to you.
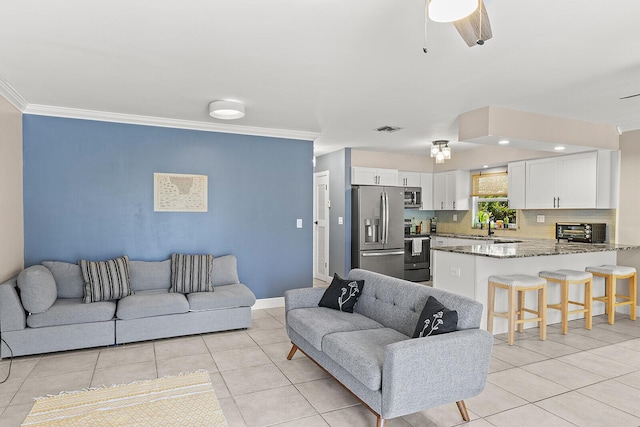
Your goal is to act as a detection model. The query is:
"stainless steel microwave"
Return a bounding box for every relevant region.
[556,223,606,243]
[404,187,422,209]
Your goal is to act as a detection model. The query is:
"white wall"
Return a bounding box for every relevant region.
[0,95,23,281]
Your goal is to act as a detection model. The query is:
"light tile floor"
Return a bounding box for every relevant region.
[1,309,639,426]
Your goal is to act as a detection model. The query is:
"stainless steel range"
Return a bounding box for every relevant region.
[404,236,430,282]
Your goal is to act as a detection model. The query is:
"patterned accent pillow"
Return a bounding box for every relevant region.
[79,255,132,303]
[412,296,458,338]
[318,273,364,313]
[170,254,214,293]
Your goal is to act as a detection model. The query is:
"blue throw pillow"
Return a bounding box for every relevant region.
[413,296,458,338]
[319,274,364,313]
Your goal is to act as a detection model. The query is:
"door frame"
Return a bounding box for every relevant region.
[313,171,331,282]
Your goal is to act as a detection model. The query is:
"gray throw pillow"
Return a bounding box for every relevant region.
[42,261,84,299]
[211,255,240,287]
[79,255,132,303]
[170,254,214,293]
[17,265,57,313]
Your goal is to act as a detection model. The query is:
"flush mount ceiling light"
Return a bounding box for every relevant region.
[209,100,245,120]
[430,140,452,164]
[554,146,566,151]
[498,139,510,145]
[428,0,478,22]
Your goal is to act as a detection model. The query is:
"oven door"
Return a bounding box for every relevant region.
[404,237,430,281]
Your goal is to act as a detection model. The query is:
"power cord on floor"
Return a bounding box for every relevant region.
[0,337,13,384]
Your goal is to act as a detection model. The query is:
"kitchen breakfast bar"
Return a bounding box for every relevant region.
[432,240,639,334]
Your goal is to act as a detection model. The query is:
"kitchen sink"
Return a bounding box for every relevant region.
[491,239,523,244]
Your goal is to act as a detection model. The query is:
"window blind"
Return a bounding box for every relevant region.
[471,171,508,196]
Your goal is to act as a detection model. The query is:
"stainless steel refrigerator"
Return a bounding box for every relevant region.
[352,186,404,279]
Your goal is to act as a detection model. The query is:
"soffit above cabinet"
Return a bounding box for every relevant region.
[458,106,619,153]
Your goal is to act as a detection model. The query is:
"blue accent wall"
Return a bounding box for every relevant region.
[23,115,313,299]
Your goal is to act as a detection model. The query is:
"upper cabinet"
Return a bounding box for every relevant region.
[507,161,526,209]
[516,151,618,209]
[351,167,398,186]
[398,171,421,187]
[420,173,434,210]
[433,170,470,210]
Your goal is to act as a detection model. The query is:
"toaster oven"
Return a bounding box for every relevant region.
[556,223,606,243]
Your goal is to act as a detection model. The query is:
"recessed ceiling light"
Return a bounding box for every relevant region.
[482,165,489,168]
[554,146,565,151]
[498,140,510,145]
[209,100,245,120]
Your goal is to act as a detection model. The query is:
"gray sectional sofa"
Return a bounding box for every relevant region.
[285,269,493,427]
[0,255,255,357]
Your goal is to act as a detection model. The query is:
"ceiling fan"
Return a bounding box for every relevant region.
[424,0,492,51]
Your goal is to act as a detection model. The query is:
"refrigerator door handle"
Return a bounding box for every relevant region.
[383,191,389,244]
[379,191,385,244]
[362,251,405,257]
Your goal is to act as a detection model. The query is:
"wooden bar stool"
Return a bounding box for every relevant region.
[539,270,593,334]
[487,275,547,345]
[585,265,637,325]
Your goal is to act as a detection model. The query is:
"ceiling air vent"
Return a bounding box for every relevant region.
[375,125,403,133]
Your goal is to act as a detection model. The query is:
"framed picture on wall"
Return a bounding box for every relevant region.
[154,173,208,212]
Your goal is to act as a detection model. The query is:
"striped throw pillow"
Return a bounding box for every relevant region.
[79,256,132,303]
[170,254,214,293]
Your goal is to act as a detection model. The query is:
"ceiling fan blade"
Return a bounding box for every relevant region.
[620,93,640,100]
[453,1,492,47]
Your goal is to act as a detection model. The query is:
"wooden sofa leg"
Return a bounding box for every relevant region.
[286,344,298,360]
[376,415,385,427]
[456,400,470,422]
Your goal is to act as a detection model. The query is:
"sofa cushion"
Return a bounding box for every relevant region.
[116,291,189,320]
[287,307,384,351]
[80,256,133,303]
[413,296,458,338]
[323,328,409,391]
[170,254,214,293]
[212,255,240,286]
[129,259,171,292]
[42,261,84,299]
[187,284,256,311]
[17,265,57,314]
[319,273,364,313]
[26,298,116,328]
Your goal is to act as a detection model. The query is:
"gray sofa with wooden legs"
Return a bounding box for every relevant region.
[284,269,493,426]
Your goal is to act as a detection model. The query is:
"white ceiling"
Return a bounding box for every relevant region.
[1,0,639,156]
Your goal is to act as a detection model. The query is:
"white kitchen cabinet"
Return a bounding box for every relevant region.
[398,171,421,187]
[525,152,597,209]
[596,150,619,209]
[507,161,526,209]
[351,167,399,186]
[433,170,470,210]
[420,172,433,210]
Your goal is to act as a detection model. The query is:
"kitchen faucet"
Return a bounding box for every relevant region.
[487,216,495,237]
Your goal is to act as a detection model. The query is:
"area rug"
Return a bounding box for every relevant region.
[21,370,228,427]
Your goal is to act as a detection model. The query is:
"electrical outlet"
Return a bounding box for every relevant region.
[537,215,545,223]
[453,214,458,222]
[449,267,461,277]
[338,217,343,225]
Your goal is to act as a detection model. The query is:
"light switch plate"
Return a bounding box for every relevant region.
[537,215,545,223]
[453,214,458,222]
[296,219,303,228]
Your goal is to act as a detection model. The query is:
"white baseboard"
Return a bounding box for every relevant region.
[252,297,285,310]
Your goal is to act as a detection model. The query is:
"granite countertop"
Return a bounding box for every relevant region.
[431,239,640,259]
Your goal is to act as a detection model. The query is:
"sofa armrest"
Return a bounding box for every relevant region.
[0,278,27,332]
[381,328,493,419]
[284,288,326,312]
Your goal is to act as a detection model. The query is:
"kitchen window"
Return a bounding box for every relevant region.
[470,170,517,229]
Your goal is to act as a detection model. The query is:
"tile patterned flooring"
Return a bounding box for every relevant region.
[1,308,639,426]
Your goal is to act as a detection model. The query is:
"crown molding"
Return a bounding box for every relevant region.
[0,75,28,111]
[23,104,320,141]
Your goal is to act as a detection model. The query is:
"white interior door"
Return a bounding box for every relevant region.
[313,171,330,282]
